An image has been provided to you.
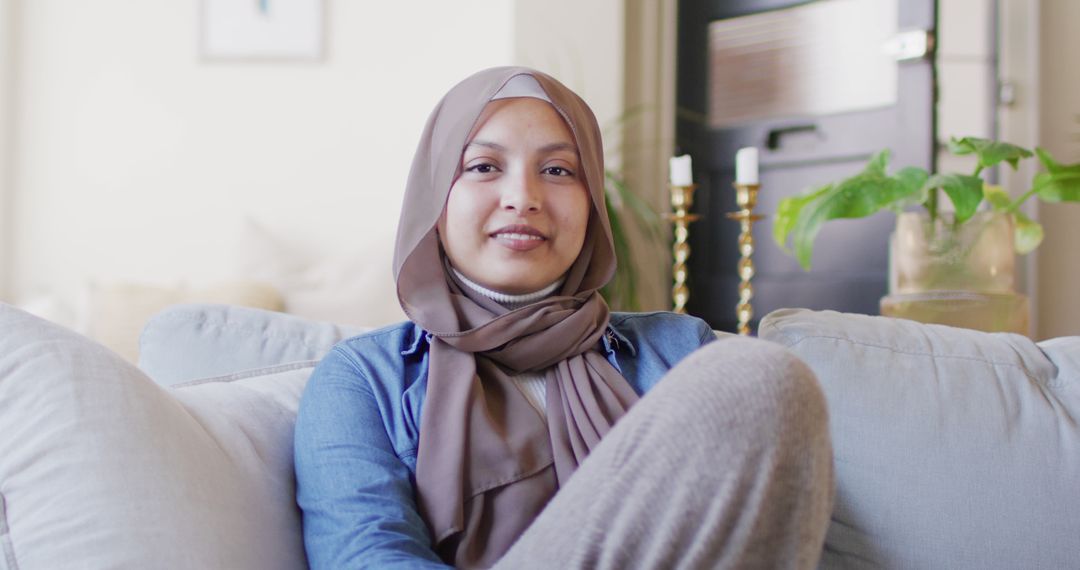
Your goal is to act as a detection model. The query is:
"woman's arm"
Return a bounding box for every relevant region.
[294,347,450,569]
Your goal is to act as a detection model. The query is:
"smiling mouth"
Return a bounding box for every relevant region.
[491,226,547,250]
[491,225,546,238]
[495,232,543,241]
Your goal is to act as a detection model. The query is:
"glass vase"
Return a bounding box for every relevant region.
[879,211,1029,334]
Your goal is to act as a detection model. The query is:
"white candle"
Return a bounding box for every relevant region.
[735,147,759,185]
[669,155,693,186]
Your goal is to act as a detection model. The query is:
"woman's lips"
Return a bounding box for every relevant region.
[491,226,547,251]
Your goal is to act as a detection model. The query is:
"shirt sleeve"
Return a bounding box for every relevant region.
[695,317,718,348]
[294,347,451,570]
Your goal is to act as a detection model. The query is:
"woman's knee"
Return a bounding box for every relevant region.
[662,337,829,439]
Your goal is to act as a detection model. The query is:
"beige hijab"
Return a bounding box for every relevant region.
[393,67,639,568]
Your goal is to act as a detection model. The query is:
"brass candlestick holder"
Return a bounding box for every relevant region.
[665,184,700,314]
[726,183,764,335]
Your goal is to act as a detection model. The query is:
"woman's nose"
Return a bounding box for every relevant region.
[499,171,542,213]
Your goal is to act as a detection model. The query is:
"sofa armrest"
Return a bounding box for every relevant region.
[760,308,1080,569]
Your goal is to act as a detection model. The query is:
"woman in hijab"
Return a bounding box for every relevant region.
[294,67,834,569]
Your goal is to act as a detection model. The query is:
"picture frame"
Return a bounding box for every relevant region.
[200,0,325,61]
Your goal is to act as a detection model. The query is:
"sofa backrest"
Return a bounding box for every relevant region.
[6,300,1079,570]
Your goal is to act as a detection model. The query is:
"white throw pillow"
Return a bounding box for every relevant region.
[0,303,310,570]
[139,303,368,386]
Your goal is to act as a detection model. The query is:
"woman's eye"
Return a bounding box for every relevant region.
[544,166,573,176]
[467,163,497,174]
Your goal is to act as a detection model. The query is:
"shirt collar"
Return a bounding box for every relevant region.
[402,323,636,357]
[400,325,429,357]
[602,325,636,356]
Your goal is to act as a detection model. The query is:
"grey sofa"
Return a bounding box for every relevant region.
[0,302,1077,569]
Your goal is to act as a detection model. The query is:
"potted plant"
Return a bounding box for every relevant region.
[603,168,662,311]
[599,106,666,312]
[773,137,1080,332]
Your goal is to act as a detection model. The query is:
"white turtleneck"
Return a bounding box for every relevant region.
[452,268,561,414]
[452,268,564,310]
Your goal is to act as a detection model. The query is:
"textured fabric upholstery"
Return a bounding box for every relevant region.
[760,308,1080,569]
[0,304,309,570]
[139,303,366,386]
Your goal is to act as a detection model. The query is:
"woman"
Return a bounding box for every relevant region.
[294,67,833,569]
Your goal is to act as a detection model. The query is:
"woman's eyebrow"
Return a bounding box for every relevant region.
[465,140,506,152]
[465,140,578,154]
[539,142,578,154]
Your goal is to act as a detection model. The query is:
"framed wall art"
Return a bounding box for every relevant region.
[201,0,325,61]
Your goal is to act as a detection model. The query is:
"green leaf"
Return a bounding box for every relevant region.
[780,150,925,269]
[1013,209,1044,254]
[773,184,830,252]
[601,168,665,311]
[604,171,662,240]
[788,178,899,269]
[923,173,984,222]
[864,149,890,176]
[890,166,931,211]
[983,185,1043,253]
[1035,170,1080,202]
[790,185,842,270]
[983,184,1012,210]
[826,150,913,219]
[1031,149,1080,203]
[602,188,639,310]
[1035,147,1061,171]
[948,136,1033,170]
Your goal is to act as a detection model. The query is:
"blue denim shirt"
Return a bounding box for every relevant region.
[294,311,714,569]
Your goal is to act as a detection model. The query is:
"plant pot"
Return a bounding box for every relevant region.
[880,211,1029,334]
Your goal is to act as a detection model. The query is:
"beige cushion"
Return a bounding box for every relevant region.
[0,303,309,570]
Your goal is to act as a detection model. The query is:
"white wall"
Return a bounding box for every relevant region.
[5,0,629,324]
[7,0,516,313]
[0,0,14,300]
[1036,0,1080,339]
[513,0,624,153]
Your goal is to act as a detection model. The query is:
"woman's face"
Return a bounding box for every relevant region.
[438,97,591,295]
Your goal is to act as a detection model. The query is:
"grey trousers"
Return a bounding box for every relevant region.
[494,337,834,569]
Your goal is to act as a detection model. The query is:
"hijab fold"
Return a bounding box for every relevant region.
[393,67,638,568]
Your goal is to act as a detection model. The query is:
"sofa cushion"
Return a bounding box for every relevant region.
[86,281,286,364]
[139,303,368,386]
[760,309,1080,569]
[0,303,310,570]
